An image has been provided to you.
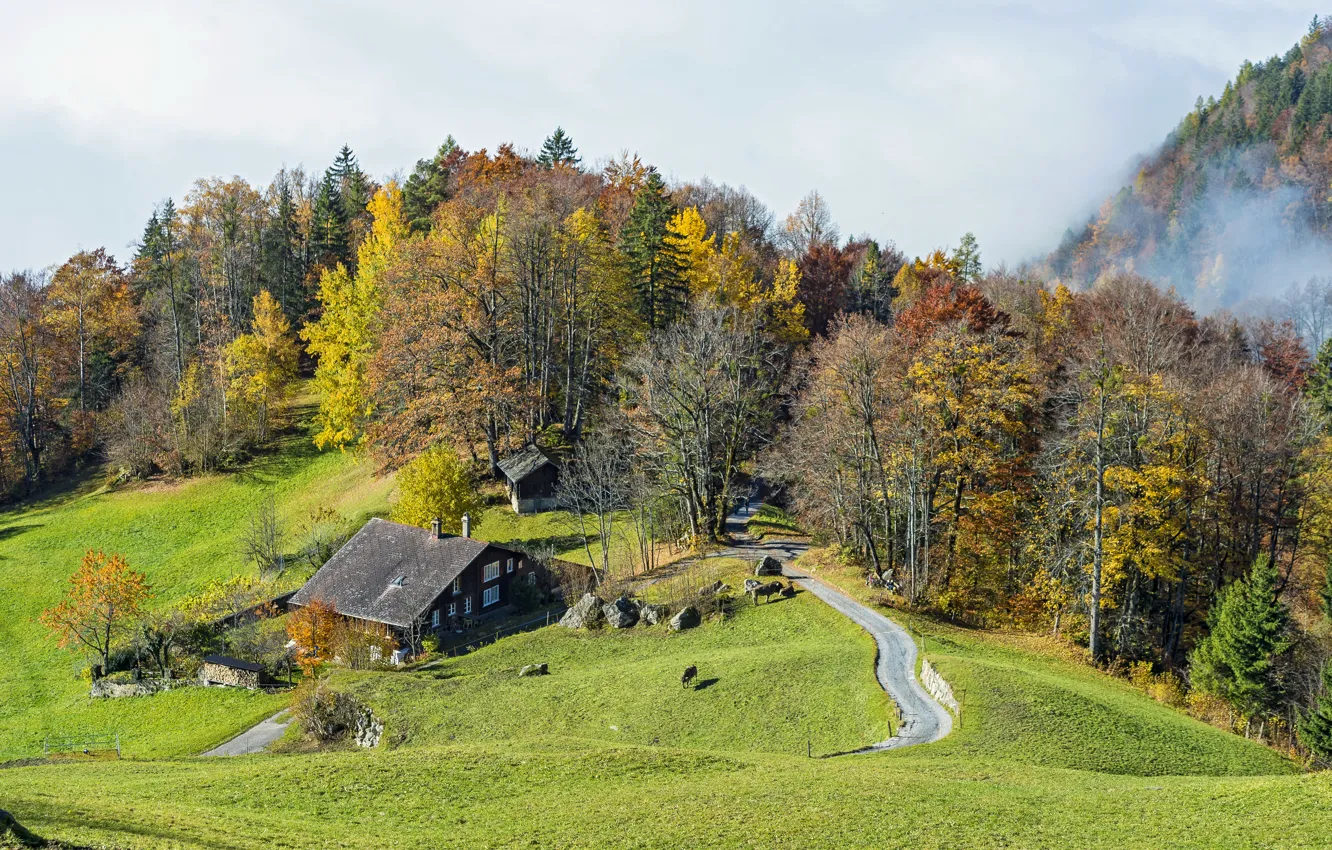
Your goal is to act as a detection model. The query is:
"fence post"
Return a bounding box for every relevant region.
[116,733,121,758]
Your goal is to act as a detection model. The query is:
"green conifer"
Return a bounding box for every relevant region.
[619,168,684,330]
[1190,555,1292,719]
[1299,664,1332,761]
[537,127,581,169]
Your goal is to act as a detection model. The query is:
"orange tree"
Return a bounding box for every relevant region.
[287,598,339,675]
[39,550,152,676]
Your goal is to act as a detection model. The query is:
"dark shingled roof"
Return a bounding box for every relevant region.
[289,518,500,628]
[498,444,557,483]
[203,654,264,673]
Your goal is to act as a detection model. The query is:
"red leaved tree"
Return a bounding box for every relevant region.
[40,550,152,677]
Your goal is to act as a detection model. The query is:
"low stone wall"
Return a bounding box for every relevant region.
[90,678,174,699]
[920,659,959,714]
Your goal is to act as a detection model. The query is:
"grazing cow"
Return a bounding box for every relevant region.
[682,665,698,689]
[750,581,783,605]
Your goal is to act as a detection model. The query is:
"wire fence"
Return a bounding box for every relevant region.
[43,732,120,759]
[443,607,568,657]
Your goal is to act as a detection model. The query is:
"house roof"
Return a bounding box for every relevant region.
[498,444,558,483]
[289,518,503,628]
[203,654,264,673]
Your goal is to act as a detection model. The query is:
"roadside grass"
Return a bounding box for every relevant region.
[0,425,394,760]
[790,549,1294,777]
[338,558,890,756]
[745,503,806,538]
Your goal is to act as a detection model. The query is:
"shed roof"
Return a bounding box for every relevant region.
[203,654,264,673]
[498,444,558,483]
[288,518,506,628]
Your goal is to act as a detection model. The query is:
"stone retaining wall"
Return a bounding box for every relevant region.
[920,658,959,714]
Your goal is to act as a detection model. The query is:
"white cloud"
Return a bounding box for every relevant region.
[0,1,1318,270]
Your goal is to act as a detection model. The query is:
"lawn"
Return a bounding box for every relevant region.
[0,427,395,760]
[338,558,890,756]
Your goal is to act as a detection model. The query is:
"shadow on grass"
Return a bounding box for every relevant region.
[692,678,720,691]
[0,523,42,542]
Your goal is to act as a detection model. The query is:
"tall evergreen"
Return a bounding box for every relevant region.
[310,169,350,271]
[537,127,581,169]
[620,168,684,331]
[1190,555,1292,719]
[403,136,458,233]
[1299,663,1332,761]
[331,144,371,225]
[953,232,982,283]
[1307,336,1332,423]
[261,171,308,319]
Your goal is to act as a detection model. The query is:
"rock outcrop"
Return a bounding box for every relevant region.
[603,596,640,628]
[559,593,605,629]
[669,606,701,631]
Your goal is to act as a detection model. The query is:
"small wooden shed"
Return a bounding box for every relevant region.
[201,654,264,689]
[498,445,560,514]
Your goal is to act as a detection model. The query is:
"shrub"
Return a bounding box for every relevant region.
[291,678,361,743]
[509,580,543,614]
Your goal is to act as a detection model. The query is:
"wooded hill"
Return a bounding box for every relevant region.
[1047,18,1332,310]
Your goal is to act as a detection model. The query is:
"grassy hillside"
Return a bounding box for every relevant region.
[0,431,394,759]
[338,558,889,756]
[0,556,1306,848]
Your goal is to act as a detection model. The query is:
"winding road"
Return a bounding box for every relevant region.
[725,505,953,752]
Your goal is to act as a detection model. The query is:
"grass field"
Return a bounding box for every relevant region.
[0,464,1319,848]
[0,428,395,760]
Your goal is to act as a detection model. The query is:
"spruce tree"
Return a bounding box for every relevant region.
[404,137,458,233]
[620,168,684,331]
[953,232,982,283]
[1190,555,1292,719]
[331,145,372,227]
[1307,336,1332,422]
[310,169,350,271]
[1299,663,1332,761]
[261,172,307,319]
[537,127,581,169]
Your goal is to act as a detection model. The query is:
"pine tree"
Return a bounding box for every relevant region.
[1307,337,1332,422]
[331,144,372,225]
[537,127,581,169]
[953,232,982,283]
[1190,555,1292,719]
[1300,663,1332,761]
[260,171,307,319]
[403,136,458,233]
[620,168,684,331]
[310,169,350,271]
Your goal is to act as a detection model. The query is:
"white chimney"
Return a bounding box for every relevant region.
[431,518,442,539]
[461,513,471,538]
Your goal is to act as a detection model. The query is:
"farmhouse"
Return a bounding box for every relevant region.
[498,444,560,514]
[288,516,542,641]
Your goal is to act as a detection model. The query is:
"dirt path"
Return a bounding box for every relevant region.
[724,505,953,751]
[200,711,292,757]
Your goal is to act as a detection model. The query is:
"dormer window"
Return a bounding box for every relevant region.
[452,578,461,595]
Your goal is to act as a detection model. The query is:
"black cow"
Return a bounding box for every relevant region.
[750,581,783,604]
[682,665,698,689]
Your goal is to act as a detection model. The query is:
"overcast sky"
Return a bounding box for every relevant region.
[0,1,1318,272]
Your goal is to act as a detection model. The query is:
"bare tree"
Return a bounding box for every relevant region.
[242,494,286,579]
[558,421,633,582]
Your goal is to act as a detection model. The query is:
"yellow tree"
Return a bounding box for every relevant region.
[46,249,138,413]
[664,207,717,299]
[226,290,298,441]
[391,444,482,531]
[303,182,405,450]
[40,550,152,676]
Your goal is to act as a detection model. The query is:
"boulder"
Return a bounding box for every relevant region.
[559,593,605,629]
[669,606,701,631]
[354,707,383,749]
[743,578,764,593]
[755,555,783,576]
[697,580,731,598]
[519,662,549,677]
[640,603,670,626]
[603,597,640,629]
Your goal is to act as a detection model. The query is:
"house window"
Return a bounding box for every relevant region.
[463,596,473,614]
[431,609,440,628]
[483,586,500,607]
[448,602,456,617]
[452,578,461,595]
[484,562,500,582]
[506,557,514,574]
[527,572,537,586]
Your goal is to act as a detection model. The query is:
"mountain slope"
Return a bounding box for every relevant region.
[1049,22,1332,309]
